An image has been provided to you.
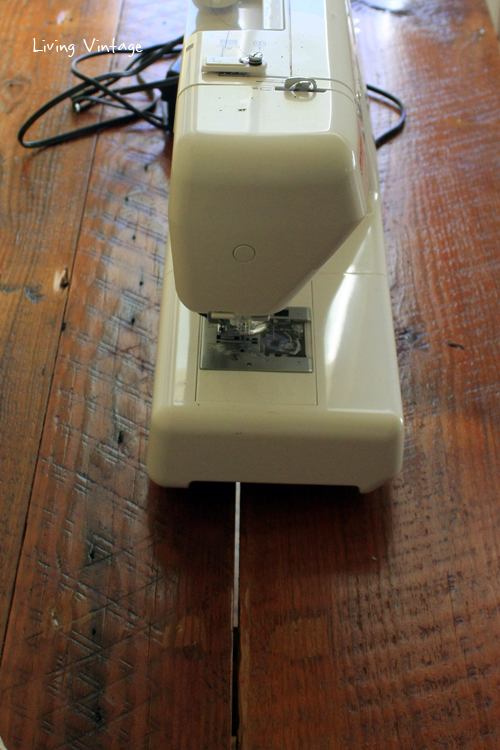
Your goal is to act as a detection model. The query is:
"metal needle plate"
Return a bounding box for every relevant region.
[200,307,313,373]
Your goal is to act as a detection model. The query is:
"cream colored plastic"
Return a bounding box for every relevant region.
[169,0,368,316]
[146,0,404,492]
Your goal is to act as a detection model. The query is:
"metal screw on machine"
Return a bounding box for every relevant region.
[240,52,264,66]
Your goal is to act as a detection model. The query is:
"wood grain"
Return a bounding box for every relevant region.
[238,1,500,748]
[0,0,123,647]
[0,476,235,750]
[0,1,235,749]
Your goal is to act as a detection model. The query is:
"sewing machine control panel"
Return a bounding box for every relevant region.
[178,0,357,94]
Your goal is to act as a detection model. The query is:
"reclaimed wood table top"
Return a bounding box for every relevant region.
[1,0,500,748]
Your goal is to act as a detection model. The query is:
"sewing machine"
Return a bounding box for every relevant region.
[146,0,404,492]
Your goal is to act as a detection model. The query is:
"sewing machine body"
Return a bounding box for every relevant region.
[147,0,404,492]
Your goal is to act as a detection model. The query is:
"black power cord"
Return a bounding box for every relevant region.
[367,83,406,148]
[18,37,183,148]
[18,36,405,150]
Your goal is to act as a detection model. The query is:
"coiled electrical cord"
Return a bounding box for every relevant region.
[18,37,183,148]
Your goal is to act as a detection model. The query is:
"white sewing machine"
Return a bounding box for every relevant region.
[146,0,404,492]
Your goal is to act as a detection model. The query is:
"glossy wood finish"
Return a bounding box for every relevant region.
[1,0,500,748]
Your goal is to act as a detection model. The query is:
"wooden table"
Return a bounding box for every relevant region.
[1,0,500,747]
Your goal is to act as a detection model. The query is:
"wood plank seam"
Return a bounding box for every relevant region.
[0,3,127,659]
[0,126,102,667]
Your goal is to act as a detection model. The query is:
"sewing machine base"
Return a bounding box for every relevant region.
[147,210,404,494]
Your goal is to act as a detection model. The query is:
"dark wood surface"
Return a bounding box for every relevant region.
[1,0,500,748]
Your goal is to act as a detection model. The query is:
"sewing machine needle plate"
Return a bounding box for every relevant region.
[200,307,313,373]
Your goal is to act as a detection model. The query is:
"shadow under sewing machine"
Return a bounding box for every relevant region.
[147,0,404,493]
